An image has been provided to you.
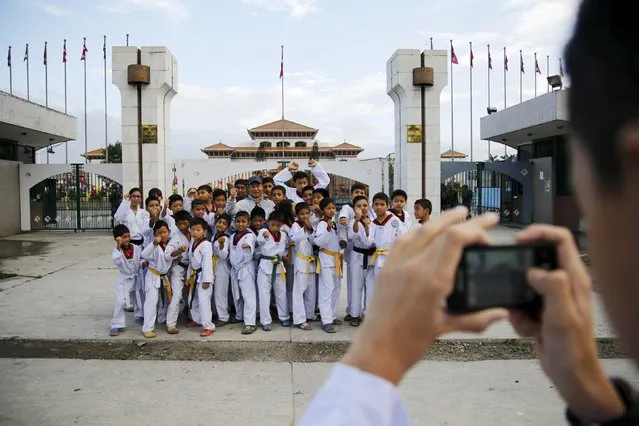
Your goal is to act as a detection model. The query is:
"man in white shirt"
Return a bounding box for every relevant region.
[273,159,330,203]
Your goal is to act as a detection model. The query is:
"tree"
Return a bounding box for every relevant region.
[106,141,122,163]
[488,153,516,162]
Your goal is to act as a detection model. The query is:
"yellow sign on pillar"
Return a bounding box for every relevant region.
[142,124,158,144]
[407,124,422,143]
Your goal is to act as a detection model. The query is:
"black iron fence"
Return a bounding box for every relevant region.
[29,164,122,231]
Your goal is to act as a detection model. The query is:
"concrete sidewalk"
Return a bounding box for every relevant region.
[0,228,617,361]
[0,358,637,426]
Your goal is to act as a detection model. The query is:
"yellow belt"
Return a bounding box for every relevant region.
[295,252,320,276]
[320,248,343,278]
[369,248,391,268]
[212,255,219,271]
[148,267,172,305]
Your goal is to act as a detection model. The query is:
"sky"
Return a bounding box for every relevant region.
[1,0,580,164]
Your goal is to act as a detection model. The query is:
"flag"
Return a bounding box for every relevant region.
[23,44,28,61]
[504,49,508,71]
[63,39,67,63]
[470,45,474,68]
[7,46,10,67]
[451,43,458,64]
[488,47,492,70]
[535,55,541,74]
[279,45,283,79]
[81,38,87,61]
[43,42,47,66]
[520,51,524,74]
[559,58,564,77]
[103,36,106,60]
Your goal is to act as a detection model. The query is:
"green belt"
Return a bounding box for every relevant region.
[260,255,286,286]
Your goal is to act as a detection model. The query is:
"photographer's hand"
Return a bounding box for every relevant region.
[510,225,624,422]
[342,207,507,386]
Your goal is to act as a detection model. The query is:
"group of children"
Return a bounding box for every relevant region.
[110,163,433,337]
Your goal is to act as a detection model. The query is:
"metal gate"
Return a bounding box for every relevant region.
[441,161,532,224]
[29,164,122,231]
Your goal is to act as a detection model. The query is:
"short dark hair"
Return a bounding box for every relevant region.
[212,188,227,200]
[168,194,183,207]
[352,195,368,206]
[191,198,205,209]
[414,198,432,214]
[145,196,160,208]
[319,197,335,211]
[272,185,286,195]
[235,179,247,187]
[313,188,330,199]
[153,220,169,233]
[235,210,250,221]
[262,176,274,185]
[372,192,389,205]
[564,0,635,189]
[302,185,314,194]
[128,187,142,196]
[292,171,308,182]
[173,210,191,223]
[250,207,266,220]
[197,184,212,193]
[295,202,311,214]
[391,189,408,201]
[113,224,129,238]
[215,213,231,225]
[351,182,367,193]
[268,210,285,222]
[190,217,208,231]
[148,188,163,199]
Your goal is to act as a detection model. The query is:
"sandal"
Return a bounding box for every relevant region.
[349,317,361,327]
[321,324,336,334]
[297,322,313,331]
[242,325,257,335]
[333,319,342,326]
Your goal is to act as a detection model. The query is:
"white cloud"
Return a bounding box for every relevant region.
[240,0,318,19]
[100,0,189,20]
[33,1,73,16]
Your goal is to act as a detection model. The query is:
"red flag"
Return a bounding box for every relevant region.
[81,38,87,61]
[470,45,474,68]
[504,48,508,71]
[63,39,67,63]
[103,36,106,60]
[451,43,458,64]
[488,46,492,70]
[279,45,283,79]
[7,46,10,67]
[520,51,524,74]
[43,42,47,66]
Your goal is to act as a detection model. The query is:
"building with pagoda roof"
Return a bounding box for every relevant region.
[201,118,363,160]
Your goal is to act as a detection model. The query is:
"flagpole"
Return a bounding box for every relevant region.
[280,44,285,159]
[25,43,29,101]
[504,47,507,157]
[519,50,523,103]
[534,53,537,97]
[8,46,12,95]
[104,35,108,163]
[469,41,473,162]
[64,39,68,164]
[450,40,454,160]
[83,37,88,164]
[546,55,550,93]
[487,44,491,158]
[44,42,48,107]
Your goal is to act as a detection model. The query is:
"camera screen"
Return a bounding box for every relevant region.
[464,248,538,309]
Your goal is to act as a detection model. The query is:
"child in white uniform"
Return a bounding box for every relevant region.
[186,217,216,337]
[230,211,258,335]
[256,210,290,331]
[140,220,173,338]
[413,198,432,226]
[391,189,413,232]
[164,210,191,334]
[211,214,232,326]
[289,202,317,330]
[110,224,142,336]
[313,198,342,334]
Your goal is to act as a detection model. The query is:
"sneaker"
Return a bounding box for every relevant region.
[262,324,272,332]
[166,326,179,334]
[214,319,229,327]
[280,319,291,327]
[109,328,120,336]
[200,328,214,337]
[143,330,156,338]
[333,319,343,326]
[349,317,361,327]
[344,314,353,322]
[134,317,144,325]
[242,325,257,335]
[321,324,336,334]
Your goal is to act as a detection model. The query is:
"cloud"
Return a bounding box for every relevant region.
[100,0,189,20]
[33,1,73,16]
[240,0,318,19]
